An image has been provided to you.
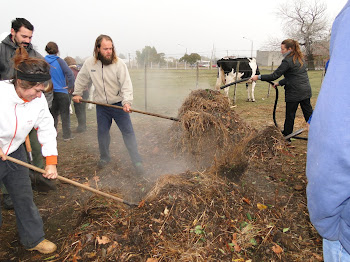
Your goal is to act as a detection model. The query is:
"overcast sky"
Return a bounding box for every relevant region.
[0,0,347,60]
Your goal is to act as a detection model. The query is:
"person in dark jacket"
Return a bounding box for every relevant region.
[45,42,75,141]
[251,39,313,139]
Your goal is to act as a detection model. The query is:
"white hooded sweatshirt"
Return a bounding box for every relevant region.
[0,81,57,157]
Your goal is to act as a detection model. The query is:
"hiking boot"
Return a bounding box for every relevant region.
[63,136,75,142]
[27,239,57,254]
[98,159,110,168]
[76,127,86,133]
[3,194,14,210]
[134,162,145,176]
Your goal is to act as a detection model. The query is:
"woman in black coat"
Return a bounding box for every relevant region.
[251,39,313,139]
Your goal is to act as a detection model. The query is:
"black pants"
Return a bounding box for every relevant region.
[50,92,71,139]
[283,98,313,136]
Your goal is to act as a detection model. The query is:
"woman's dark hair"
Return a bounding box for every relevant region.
[11,18,34,32]
[281,39,304,66]
[93,34,117,63]
[12,47,51,89]
[45,41,59,55]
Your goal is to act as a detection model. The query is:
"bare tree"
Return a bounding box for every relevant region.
[278,0,329,69]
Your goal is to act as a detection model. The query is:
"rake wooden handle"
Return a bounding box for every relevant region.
[6,155,137,207]
[80,99,179,121]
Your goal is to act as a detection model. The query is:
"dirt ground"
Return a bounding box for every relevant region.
[0,96,322,262]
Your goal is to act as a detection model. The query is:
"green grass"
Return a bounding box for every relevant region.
[130,69,323,128]
[81,68,323,131]
[129,68,323,116]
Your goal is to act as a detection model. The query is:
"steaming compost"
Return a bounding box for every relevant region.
[0,89,322,261]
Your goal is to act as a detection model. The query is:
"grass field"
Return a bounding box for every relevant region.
[126,68,324,131]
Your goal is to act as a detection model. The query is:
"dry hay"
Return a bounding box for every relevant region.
[58,167,318,261]
[56,91,318,261]
[169,89,251,166]
[243,125,286,162]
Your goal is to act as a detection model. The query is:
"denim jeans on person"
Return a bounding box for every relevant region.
[50,92,72,139]
[96,103,142,165]
[0,145,45,249]
[323,239,350,262]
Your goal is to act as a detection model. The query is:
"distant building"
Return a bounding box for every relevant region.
[256,51,283,67]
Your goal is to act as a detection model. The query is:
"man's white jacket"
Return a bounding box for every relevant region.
[73,57,133,106]
[0,81,57,157]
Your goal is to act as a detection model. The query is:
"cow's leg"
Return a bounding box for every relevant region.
[215,76,222,91]
[251,81,256,102]
[246,83,251,102]
[223,87,230,98]
[215,68,225,91]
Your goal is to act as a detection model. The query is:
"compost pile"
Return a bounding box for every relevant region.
[169,89,252,168]
[54,90,322,261]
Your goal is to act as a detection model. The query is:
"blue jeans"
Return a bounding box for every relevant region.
[0,145,44,249]
[323,239,350,262]
[96,103,142,164]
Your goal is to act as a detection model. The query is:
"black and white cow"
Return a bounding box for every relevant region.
[215,57,260,102]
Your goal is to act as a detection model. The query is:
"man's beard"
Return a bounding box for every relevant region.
[13,36,29,49]
[98,52,113,65]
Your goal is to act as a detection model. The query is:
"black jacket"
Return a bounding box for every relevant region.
[261,55,312,102]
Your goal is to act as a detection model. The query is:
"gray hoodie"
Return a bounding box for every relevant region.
[0,34,43,80]
[0,34,53,107]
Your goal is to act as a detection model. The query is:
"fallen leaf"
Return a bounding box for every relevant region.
[257,203,267,210]
[96,236,111,245]
[86,252,96,258]
[312,253,323,261]
[163,207,169,215]
[272,244,283,254]
[146,258,158,262]
[294,184,303,191]
[242,197,251,205]
[138,200,145,207]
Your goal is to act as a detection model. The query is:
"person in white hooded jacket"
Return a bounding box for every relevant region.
[0,47,58,254]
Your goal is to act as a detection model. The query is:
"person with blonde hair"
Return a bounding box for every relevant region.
[0,47,58,254]
[251,39,313,142]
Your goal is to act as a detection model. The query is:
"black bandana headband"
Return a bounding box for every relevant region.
[16,69,51,82]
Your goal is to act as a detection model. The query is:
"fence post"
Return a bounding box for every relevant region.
[196,62,199,88]
[233,61,240,105]
[144,63,147,111]
[267,61,274,98]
